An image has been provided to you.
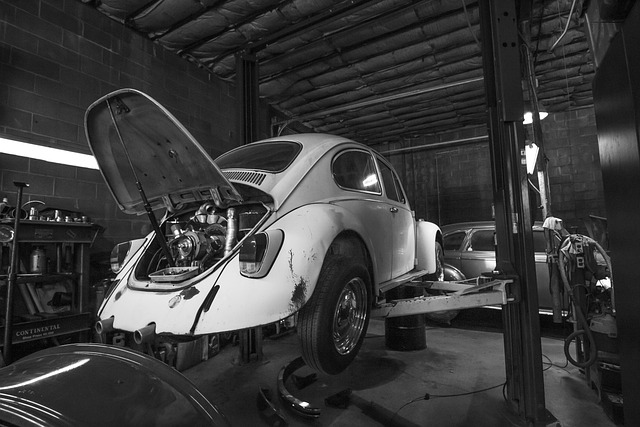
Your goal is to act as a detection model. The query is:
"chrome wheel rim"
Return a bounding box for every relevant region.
[332,277,367,355]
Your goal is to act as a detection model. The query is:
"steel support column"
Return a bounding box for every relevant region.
[593,2,640,423]
[236,52,260,145]
[478,1,556,424]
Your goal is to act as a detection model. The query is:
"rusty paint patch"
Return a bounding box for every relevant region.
[180,287,200,300]
[290,278,307,311]
[288,249,294,274]
[287,250,308,311]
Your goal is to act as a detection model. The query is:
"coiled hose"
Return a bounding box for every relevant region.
[557,235,613,368]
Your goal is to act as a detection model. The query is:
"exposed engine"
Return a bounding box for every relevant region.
[136,201,268,281]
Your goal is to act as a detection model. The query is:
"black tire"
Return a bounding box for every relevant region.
[424,242,459,323]
[297,255,371,375]
[425,242,444,281]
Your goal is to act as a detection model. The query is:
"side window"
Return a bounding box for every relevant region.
[378,160,404,203]
[468,230,495,252]
[443,231,466,251]
[332,150,381,193]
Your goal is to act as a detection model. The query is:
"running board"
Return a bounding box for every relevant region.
[377,269,429,294]
[372,278,514,318]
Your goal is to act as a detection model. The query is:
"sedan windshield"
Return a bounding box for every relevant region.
[215,141,302,173]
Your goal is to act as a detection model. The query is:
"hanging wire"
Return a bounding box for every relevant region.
[548,0,578,53]
[460,0,481,50]
[551,0,576,109]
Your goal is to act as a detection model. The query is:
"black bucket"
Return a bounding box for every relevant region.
[384,285,426,351]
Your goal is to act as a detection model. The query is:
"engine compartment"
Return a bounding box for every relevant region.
[134,200,270,284]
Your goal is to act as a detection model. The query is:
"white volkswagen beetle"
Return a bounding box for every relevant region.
[86,89,443,374]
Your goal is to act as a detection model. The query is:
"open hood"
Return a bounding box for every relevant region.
[85,89,242,215]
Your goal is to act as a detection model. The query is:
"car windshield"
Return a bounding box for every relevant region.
[215,141,302,173]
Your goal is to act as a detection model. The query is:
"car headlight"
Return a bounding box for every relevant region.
[239,229,284,278]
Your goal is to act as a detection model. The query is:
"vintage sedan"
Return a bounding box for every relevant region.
[85,89,443,375]
[441,221,559,313]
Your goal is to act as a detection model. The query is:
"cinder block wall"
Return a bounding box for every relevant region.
[544,109,606,228]
[378,107,606,232]
[0,0,260,261]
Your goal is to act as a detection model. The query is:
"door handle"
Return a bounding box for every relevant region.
[390,207,398,213]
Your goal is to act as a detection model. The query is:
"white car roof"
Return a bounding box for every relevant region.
[218,133,378,210]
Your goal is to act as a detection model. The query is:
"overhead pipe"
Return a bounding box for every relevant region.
[272,76,484,127]
[379,135,488,155]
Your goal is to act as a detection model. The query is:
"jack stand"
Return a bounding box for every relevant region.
[239,326,263,363]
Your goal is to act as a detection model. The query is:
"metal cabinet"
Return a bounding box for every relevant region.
[0,220,98,358]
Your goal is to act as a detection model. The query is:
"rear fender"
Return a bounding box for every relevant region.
[193,203,370,333]
[444,263,466,281]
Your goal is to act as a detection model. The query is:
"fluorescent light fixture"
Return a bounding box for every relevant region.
[0,137,99,169]
[523,111,549,125]
[525,142,539,175]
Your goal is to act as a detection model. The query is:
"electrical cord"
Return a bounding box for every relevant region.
[391,381,506,420]
[460,0,480,50]
[548,0,579,53]
[542,353,570,373]
[392,350,568,420]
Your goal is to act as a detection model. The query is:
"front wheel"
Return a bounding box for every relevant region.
[424,242,459,324]
[425,242,444,281]
[297,255,371,375]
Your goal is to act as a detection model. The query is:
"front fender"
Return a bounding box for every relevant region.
[193,203,364,333]
[416,220,442,274]
[444,263,466,281]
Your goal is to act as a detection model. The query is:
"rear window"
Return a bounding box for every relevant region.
[215,141,301,172]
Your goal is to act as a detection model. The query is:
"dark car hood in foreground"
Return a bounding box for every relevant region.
[85,88,242,214]
[0,343,228,427]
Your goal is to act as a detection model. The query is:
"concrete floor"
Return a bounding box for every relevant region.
[184,317,618,426]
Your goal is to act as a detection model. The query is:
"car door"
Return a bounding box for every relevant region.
[376,156,416,278]
[459,228,497,278]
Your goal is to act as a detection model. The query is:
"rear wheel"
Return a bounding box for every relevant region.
[297,255,371,375]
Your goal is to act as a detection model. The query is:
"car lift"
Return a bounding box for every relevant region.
[274,276,517,420]
[373,277,514,319]
[246,1,557,424]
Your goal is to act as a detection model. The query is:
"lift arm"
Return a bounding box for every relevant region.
[372,278,514,318]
